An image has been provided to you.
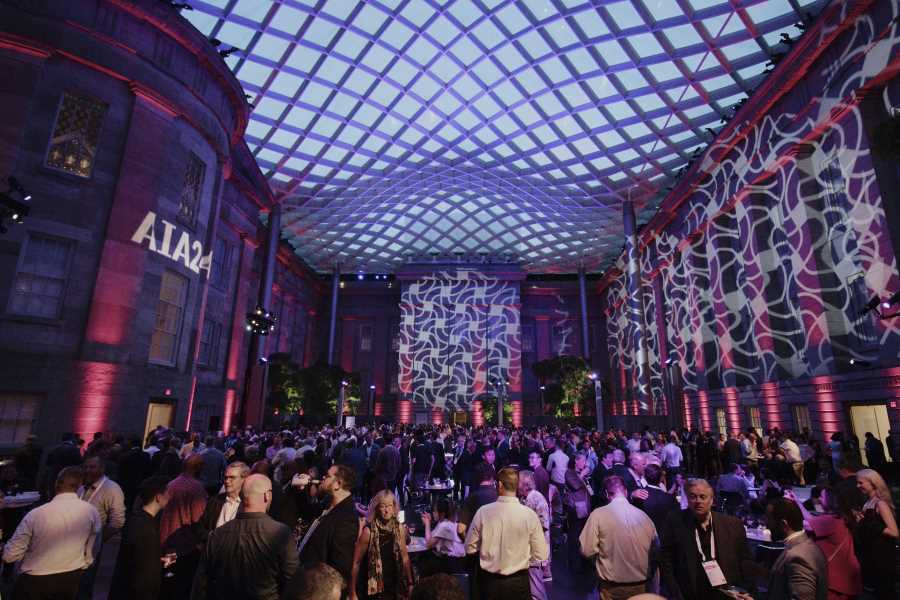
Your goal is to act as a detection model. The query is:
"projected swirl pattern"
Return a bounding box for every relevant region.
[606,1,900,417]
[398,269,521,412]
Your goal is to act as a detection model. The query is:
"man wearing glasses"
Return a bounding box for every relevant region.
[191,474,299,600]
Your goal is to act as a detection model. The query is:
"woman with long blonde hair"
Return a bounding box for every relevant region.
[350,489,414,600]
[855,468,898,600]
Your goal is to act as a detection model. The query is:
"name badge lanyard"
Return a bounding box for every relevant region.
[694,516,715,562]
[83,477,107,504]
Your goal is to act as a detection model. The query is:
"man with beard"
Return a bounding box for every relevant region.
[297,464,359,587]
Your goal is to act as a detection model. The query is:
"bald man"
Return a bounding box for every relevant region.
[191,474,299,600]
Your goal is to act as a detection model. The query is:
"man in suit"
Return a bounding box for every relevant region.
[631,464,678,533]
[297,464,359,587]
[191,474,298,600]
[765,498,827,600]
[660,478,755,600]
[591,448,616,507]
[195,462,249,544]
[723,432,743,470]
[528,450,551,504]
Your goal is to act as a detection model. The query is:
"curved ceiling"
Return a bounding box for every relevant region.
[185,0,826,274]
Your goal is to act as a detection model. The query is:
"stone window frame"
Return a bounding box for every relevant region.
[177,151,206,229]
[7,232,75,320]
[197,317,223,369]
[44,91,108,179]
[209,236,234,290]
[359,323,374,352]
[0,393,42,445]
[149,269,189,367]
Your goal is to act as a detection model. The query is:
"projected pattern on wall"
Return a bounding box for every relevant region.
[606,1,900,424]
[398,269,521,412]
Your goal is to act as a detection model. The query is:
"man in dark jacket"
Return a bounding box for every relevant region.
[660,478,755,600]
[194,461,249,544]
[116,437,152,510]
[191,474,298,600]
[631,463,679,533]
[109,476,170,600]
[297,464,360,587]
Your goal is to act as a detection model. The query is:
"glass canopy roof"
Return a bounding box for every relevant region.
[185,0,826,273]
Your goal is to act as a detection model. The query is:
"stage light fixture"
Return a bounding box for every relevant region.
[883,291,900,309]
[862,295,881,316]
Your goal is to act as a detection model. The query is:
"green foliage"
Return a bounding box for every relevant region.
[266,355,359,421]
[531,355,591,418]
[480,396,514,426]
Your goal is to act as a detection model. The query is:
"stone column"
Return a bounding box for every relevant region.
[327,266,340,364]
[578,266,591,360]
[244,203,281,428]
[623,200,651,412]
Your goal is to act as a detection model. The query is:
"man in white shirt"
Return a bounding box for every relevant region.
[546,441,570,487]
[465,467,548,599]
[660,435,683,475]
[780,436,805,485]
[76,456,126,599]
[4,466,102,598]
[579,475,657,600]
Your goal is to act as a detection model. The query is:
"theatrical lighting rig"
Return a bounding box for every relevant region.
[0,176,32,235]
[861,292,900,319]
[245,304,277,335]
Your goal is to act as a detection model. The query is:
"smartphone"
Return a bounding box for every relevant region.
[398,510,405,524]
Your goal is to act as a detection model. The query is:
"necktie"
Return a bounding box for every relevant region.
[81,485,94,500]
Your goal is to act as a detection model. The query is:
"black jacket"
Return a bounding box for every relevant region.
[660,509,754,600]
[194,493,228,544]
[191,512,299,600]
[109,510,162,600]
[633,487,679,534]
[298,495,359,584]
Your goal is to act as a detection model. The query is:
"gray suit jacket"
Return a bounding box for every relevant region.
[767,532,827,600]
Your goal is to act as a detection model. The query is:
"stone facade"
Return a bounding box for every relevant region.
[0,0,323,444]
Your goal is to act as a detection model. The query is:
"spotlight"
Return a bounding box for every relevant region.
[357,273,364,280]
[258,357,268,364]
[883,291,900,308]
[8,177,30,201]
[539,385,545,391]
[370,385,376,390]
[862,295,881,316]
[588,372,598,380]
[665,357,673,365]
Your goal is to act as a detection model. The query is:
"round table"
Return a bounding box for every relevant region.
[422,481,454,504]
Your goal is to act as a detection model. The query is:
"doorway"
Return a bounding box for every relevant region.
[453,410,468,426]
[143,399,176,442]
[850,403,892,466]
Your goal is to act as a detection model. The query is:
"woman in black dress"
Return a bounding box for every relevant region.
[350,489,414,600]
[855,468,898,600]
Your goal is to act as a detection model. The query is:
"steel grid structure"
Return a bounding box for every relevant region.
[184,0,826,273]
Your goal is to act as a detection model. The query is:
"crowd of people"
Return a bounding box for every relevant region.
[0,421,896,600]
